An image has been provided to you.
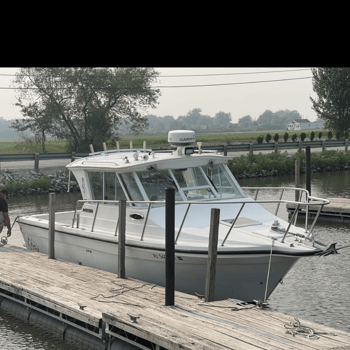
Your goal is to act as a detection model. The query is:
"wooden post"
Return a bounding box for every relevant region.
[103,142,107,151]
[89,144,94,153]
[34,153,39,173]
[205,208,220,302]
[322,140,326,152]
[306,146,311,196]
[274,142,278,153]
[118,199,126,278]
[295,160,300,202]
[223,145,227,156]
[71,152,76,162]
[165,187,175,306]
[48,193,56,259]
[345,139,349,152]
[249,143,254,155]
[116,141,120,150]
[130,141,133,150]
[143,141,146,150]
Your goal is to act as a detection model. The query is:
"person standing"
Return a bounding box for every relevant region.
[0,189,11,237]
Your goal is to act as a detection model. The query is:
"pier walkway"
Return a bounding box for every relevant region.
[0,244,349,350]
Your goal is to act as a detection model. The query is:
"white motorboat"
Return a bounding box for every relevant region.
[18,130,330,302]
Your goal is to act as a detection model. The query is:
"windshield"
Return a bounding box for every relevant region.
[136,164,243,202]
[171,167,216,200]
[87,165,243,206]
[136,169,183,202]
[203,164,243,199]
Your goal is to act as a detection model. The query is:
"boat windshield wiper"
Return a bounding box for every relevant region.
[148,166,177,189]
[205,173,218,193]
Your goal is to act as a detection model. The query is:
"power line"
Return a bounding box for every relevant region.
[0,76,312,91]
[0,68,311,78]
[153,76,312,88]
[157,68,311,77]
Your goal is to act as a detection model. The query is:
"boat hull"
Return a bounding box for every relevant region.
[19,221,299,302]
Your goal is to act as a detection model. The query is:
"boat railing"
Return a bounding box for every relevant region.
[241,186,328,239]
[70,188,329,247]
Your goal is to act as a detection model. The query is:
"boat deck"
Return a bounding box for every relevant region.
[0,244,349,350]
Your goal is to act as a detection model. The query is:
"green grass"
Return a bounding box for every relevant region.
[0,140,68,154]
[0,130,334,154]
[114,131,285,149]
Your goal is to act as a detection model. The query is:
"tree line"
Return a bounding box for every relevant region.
[142,108,303,134]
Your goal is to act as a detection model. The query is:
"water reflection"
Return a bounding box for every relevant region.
[0,308,85,350]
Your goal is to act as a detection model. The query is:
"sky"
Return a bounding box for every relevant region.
[0,67,318,123]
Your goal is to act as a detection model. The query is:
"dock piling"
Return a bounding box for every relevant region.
[48,193,55,259]
[205,208,220,302]
[118,199,126,278]
[295,160,300,202]
[34,153,39,172]
[306,146,311,195]
[165,187,175,306]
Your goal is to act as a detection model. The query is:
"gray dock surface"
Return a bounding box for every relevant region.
[0,244,349,350]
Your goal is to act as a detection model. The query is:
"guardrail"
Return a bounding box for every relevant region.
[0,152,90,172]
[0,139,349,171]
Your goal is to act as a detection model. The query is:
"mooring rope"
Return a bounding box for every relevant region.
[264,237,276,302]
[89,281,155,306]
[284,317,337,339]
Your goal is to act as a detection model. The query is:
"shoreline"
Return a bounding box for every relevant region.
[0,166,79,197]
[2,148,350,196]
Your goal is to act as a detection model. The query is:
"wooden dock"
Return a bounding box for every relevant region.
[0,244,349,350]
[287,197,350,223]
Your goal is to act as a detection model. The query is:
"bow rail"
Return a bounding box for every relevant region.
[70,187,329,247]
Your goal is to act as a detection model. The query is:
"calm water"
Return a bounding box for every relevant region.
[1,170,350,348]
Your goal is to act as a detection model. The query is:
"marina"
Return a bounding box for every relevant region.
[2,67,350,350]
[1,131,350,349]
[16,131,332,302]
[1,244,350,350]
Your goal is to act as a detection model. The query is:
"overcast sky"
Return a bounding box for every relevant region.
[0,67,318,122]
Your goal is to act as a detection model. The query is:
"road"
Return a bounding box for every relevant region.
[0,159,71,171]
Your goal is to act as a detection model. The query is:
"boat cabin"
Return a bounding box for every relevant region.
[67,131,245,206]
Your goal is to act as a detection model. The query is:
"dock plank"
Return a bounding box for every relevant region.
[0,244,349,350]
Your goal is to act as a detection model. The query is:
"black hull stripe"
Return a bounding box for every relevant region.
[19,222,321,257]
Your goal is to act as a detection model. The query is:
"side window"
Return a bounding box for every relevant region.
[105,172,127,201]
[88,172,103,200]
[88,171,127,202]
[119,173,144,202]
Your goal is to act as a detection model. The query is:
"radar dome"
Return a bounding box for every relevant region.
[168,130,195,147]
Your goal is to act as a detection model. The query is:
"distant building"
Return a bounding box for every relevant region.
[287,118,324,131]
